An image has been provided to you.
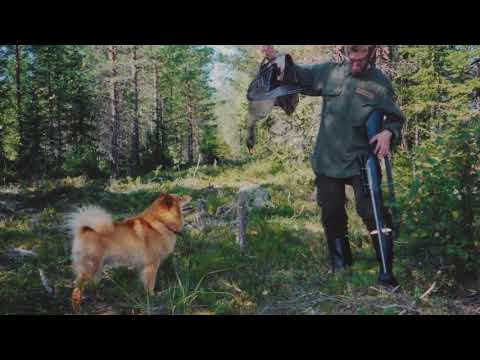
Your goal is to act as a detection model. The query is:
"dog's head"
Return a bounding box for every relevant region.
[148,193,192,234]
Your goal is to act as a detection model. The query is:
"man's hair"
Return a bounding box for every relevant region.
[344,45,377,66]
[345,45,375,54]
[261,45,276,53]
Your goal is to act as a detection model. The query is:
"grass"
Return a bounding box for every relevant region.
[0,155,477,315]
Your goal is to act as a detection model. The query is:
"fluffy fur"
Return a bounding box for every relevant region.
[67,206,115,238]
[67,193,191,311]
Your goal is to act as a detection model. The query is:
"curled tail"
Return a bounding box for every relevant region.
[67,205,115,239]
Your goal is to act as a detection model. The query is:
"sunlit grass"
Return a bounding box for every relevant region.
[0,156,466,315]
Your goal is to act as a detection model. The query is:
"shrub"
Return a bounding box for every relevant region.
[62,146,103,178]
[396,118,480,279]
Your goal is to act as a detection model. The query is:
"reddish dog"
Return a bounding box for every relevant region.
[67,193,192,311]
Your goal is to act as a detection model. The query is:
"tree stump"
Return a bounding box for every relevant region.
[236,190,249,252]
[235,184,272,252]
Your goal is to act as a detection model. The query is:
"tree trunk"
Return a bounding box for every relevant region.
[55,51,63,169]
[56,99,64,169]
[415,123,420,147]
[73,88,82,152]
[170,84,178,164]
[186,82,194,166]
[236,190,249,252]
[462,161,474,245]
[108,46,120,179]
[475,60,480,110]
[47,68,54,174]
[15,45,22,147]
[160,96,167,167]
[460,127,476,247]
[401,117,409,151]
[130,45,140,176]
[191,105,200,164]
[30,85,42,176]
[153,63,164,167]
[15,45,21,115]
[187,102,194,165]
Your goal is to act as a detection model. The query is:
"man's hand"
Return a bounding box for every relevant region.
[369,130,393,159]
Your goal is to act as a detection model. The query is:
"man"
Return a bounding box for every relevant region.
[261,45,405,287]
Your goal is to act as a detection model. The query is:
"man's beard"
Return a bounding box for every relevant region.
[350,62,370,76]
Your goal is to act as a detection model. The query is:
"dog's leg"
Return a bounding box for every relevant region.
[141,260,161,296]
[71,256,102,312]
[91,261,104,302]
[72,273,91,313]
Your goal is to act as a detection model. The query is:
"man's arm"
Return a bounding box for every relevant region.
[293,63,332,95]
[381,86,405,146]
[261,46,333,96]
[369,81,406,158]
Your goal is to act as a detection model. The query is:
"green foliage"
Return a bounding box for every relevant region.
[199,122,232,163]
[396,117,480,277]
[0,45,219,181]
[393,45,480,149]
[385,45,480,281]
[62,146,104,178]
[2,45,480,314]
[0,155,469,315]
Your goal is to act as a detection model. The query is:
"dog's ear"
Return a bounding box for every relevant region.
[158,193,174,209]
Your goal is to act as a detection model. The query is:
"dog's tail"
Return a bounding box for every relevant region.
[67,206,115,238]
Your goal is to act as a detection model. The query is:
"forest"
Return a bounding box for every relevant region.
[0,45,479,315]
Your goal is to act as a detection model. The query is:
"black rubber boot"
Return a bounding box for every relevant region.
[371,231,398,287]
[327,236,353,273]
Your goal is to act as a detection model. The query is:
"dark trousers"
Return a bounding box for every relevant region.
[315,175,393,241]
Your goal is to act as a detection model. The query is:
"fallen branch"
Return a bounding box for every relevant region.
[192,154,202,178]
[369,285,401,294]
[375,303,416,313]
[259,290,345,314]
[419,282,436,301]
[236,191,248,252]
[5,248,37,260]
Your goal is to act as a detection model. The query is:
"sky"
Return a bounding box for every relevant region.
[207,45,245,153]
[208,45,238,90]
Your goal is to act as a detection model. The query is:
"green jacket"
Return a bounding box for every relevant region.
[294,60,405,178]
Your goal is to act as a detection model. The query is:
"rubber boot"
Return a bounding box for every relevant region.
[371,231,398,287]
[327,236,353,273]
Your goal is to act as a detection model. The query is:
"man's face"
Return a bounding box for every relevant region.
[261,45,277,60]
[348,47,370,75]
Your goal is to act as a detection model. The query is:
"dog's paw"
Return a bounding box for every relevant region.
[71,288,83,313]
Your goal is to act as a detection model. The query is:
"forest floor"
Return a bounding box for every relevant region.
[1,156,480,315]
